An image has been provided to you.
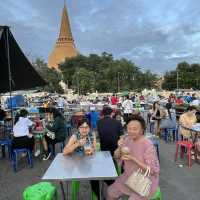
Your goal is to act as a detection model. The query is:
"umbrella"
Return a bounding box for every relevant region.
[121,91,129,96]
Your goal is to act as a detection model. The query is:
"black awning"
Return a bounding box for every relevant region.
[0,26,46,93]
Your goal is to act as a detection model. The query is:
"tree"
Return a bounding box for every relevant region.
[72,68,94,94]
[33,58,64,93]
[59,53,158,93]
[162,61,200,90]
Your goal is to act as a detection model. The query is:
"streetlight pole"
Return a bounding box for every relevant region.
[76,71,79,96]
[117,72,120,92]
[94,72,96,92]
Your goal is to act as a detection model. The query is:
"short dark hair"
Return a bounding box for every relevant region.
[126,115,146,134]
[19,109,28,117]
[102,106,113,116]
[77,117,91,128]
[51,108,63,119]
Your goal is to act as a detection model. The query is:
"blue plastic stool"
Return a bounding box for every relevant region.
[122,186,162,200]
[12,148,33,172]
[0,138,12,159]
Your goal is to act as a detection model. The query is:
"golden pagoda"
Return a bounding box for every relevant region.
[48,3,78,69]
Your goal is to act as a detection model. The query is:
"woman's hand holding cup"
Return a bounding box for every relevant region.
[120,146,131,161]
[118,138,125,147]
[84,144,93,156]
[120,146,130,156]
[118,134,128,147]
[78,138,86,146]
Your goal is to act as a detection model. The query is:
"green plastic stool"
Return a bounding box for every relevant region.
[116,163,122,175]
[71,144,101,200]
[71,180,80,200]
[121,187,162,200]
[23,182,57,200]
[91,191,98,200]
[150,187,162,200]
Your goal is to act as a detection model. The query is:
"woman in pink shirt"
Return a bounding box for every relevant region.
[107,115,160,200]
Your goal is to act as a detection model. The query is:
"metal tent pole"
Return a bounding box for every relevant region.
[6,26,14,129]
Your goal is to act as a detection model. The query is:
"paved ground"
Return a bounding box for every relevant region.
[0,140,200,200]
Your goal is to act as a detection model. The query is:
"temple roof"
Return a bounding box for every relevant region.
[48,3,78,69]
[58,4,73,41]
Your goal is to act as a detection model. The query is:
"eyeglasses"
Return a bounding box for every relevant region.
[79,126,89,129]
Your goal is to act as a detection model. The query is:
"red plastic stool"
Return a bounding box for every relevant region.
[174,140,194,167]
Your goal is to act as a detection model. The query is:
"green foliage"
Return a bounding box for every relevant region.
[33,58,64,93]
[162,61,200,90]
[72,68,95,94]
[59,53,157,94]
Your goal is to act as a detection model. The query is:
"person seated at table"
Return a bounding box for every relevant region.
[12,109,35,152]
[179,106,200,159]
[63,118,96,155]
[63,118,99,198]
[160,103,176,130]
[179,106,197,140]
[42,109,67,160]
[32,114,45,157]
[107,115,160,200]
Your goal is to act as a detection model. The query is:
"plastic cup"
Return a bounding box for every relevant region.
[84,144,92,155]
[121,146,130,155]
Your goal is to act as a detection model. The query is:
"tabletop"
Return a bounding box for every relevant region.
[42,151,118,181]
[181,123,200,133]
[191,123,200,132]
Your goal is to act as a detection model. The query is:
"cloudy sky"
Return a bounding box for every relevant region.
[0,0,200,74]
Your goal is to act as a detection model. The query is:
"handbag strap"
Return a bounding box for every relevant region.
[144,166,151,177]
[136,168,142,174]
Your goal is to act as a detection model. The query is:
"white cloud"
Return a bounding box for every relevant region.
[165,52,193,60]
[0,0,200,73]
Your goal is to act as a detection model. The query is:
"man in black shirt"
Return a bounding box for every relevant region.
[91,106,123,198]
[97,106,123,156]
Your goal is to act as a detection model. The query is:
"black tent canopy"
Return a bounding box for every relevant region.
[0,26,46,93]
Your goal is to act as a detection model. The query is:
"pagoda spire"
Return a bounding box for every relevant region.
[48,1,78,69]
[58,3,73,41]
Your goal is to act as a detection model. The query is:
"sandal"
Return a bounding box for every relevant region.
[191,155,195,160]
[191,152,195,160]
